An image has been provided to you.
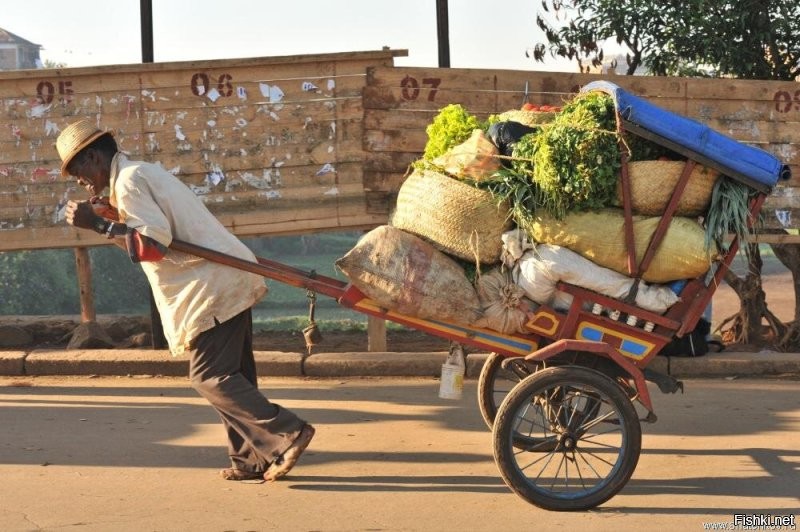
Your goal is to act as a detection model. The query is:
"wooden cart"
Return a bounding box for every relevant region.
[171,81,790,511]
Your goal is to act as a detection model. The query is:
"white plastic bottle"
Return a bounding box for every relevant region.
[439,343,466,400]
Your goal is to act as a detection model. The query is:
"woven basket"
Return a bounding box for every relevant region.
[497,109,556,127]
[616,160,720,216]
[390,169,511,264]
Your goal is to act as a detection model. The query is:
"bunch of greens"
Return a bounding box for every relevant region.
[704,176,760,257]
[474,128,542,229]
[624,133,679,161]
[522,92,621,219]
[474,163,541,234]
[421,104,484,161]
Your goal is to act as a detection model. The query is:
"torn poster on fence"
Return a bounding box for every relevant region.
[259,83,285,102]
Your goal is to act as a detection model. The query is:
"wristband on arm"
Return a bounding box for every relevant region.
[103,222,128,239]
[92,217,111,235]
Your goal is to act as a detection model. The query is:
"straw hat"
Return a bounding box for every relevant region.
[56,119,111,176]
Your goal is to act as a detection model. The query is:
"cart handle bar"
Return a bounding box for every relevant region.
[169,238,348,300]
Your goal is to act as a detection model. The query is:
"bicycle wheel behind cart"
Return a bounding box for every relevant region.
[492,365,641,511]
[477,353,540,429]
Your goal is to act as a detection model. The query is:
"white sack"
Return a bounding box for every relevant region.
[500,228,535,268]
[515,244,679,313]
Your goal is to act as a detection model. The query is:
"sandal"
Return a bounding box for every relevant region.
[219,468,263,481]
[264,424,315,481]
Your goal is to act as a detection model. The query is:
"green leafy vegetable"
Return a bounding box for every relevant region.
[624,133,680,161]
[527,91,620,218]
[421,104,483,161]
[474,165,541,233]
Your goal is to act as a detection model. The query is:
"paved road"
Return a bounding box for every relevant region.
[0,376,798,531]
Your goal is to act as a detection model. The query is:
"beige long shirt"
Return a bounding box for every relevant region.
[108,153,267,355]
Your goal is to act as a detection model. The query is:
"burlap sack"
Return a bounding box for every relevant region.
[616,160,720,216]
[526,209,718,283]
[432,129,502,181]
[390,169,511,264]
[472,267,533,334]
[335,225,482,324]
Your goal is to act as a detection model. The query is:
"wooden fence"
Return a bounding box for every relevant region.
[3,59,800,251]
[0,49,405,252]
[362,67,800,241]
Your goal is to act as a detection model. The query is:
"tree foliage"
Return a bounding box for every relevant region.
[0,247,149,315]
[0,249,79,314]
[532,0,800,80]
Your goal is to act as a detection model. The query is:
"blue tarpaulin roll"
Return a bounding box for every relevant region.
[581,81,791,190]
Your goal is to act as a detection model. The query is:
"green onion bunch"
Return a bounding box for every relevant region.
[704,176,760,255]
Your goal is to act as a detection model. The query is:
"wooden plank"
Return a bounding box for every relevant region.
[363,169,409,193]
[363,152,417,174]
[74,247,96,323]
[367,316,387,352]
[1,211,387,252]
[363,128,427,153]
[749,233,800,244]
[363,108,437,131]
[0,50,407,82]
[367,66,800,105]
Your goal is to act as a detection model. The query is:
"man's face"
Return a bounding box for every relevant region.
[68,148,106,196]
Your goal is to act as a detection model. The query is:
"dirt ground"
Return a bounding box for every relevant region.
[1,265,794,353]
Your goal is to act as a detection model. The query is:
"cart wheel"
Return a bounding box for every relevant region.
[493,366,641,511]
[477,353,533,429]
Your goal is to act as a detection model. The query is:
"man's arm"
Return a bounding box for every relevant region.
[65,200,165,262]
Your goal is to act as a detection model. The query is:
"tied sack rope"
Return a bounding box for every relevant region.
[473,265,530,334]
[469,229,483,281]
[499,275,524,310]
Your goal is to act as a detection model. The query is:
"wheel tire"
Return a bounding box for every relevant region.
[493,366,641,511]
[477,353,536,430]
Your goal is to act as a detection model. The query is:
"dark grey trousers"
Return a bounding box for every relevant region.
[188,309,305,474]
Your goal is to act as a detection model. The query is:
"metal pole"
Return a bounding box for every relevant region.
[436,0,450,67]
[140,0,154,63]
[140,0,166,348]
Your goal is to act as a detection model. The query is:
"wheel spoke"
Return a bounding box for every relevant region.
[511,408,558,452]
[575,446,605,480]
[580,427,624,445]
[576,408,616,433]
[549,452,568,490]
[565,392,582,428]
[575,444,621,468]
[572,450,589,489]
[515,444,559,477]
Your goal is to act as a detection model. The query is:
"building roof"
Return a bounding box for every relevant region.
[0,27,41,48]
